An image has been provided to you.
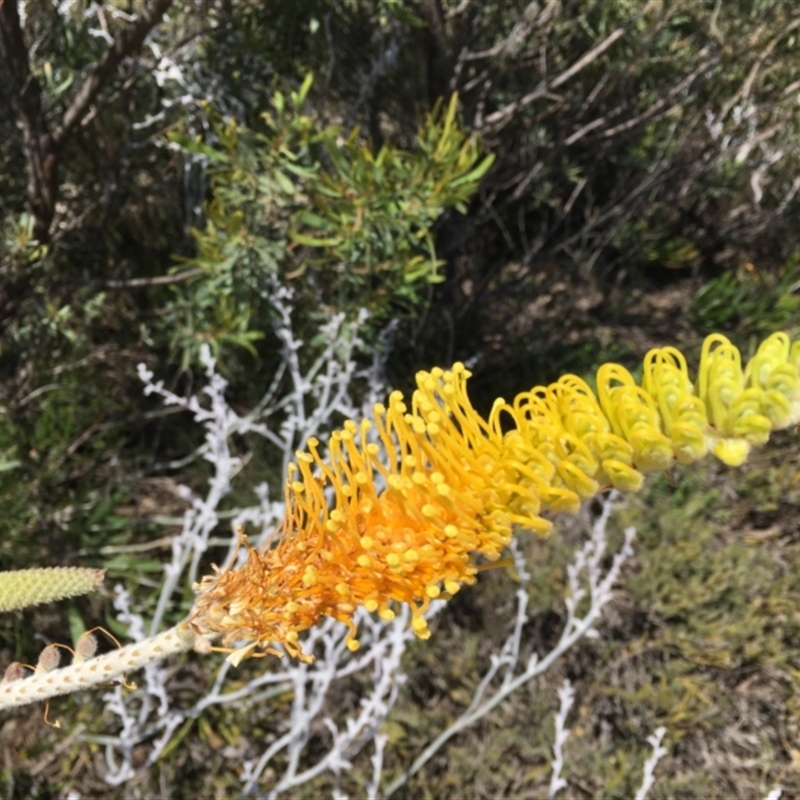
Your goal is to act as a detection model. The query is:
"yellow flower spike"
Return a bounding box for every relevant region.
[766,363,800,397]
[596,362,637,438]
[580,426,633,466]
[699,334,745,434]
[542,433,597,494]
[642,346,709,462]
[745,332,790,386]
[598,364,673,471]
[761,387,794,427]
[540,485,583,515]
[501,398,545,439]
[743,335,800,428]
[668,417,708,464]
[549,375,610,445]
[600,459,645,492]
[791,340,800,372]
[698,334,734,392]
[190,330,800,664]
[710,439,750,467]
[411,616,431,639]
[643,346,690,398]
[727,389,772,443]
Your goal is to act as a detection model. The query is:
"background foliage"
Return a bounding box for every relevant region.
[1,0,800,796]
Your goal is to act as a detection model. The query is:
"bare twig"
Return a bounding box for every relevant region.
[463,0,558,63]
[55,0,174,144]
[719,15,800,124]
[104,267,204,289]
[481,27,625,133]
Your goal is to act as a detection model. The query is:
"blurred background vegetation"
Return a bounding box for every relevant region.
[2,0,800,796]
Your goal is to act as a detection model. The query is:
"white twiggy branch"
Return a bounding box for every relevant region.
[547,680,575,800]
[88,300,402,793]
[138,343,279,640]
[382,494,636,798]
[239,601,442,798]
[367,733,388,800]
[635,726,668,800]
[268,283,372,478]
[0,624,197,712]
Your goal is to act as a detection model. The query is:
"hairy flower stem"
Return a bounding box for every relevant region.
[0,623,198,711]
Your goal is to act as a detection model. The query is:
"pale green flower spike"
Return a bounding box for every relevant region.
[0,567,105,613]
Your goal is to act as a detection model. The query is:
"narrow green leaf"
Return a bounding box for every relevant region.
[282,162,319,179]
[449,153,496,188]
[296,211,333,230]
[296,72,314,106]
[290,231,343,247]
[273,170,296,194]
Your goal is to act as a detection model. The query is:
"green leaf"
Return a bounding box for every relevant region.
[449,153,496,188]
[167,132,229,162]
[68,603,87,647]
[294,72,314,107]
[296,211,333,230]
[289,231,343,247]
[273,169,296,194]
[282,162,319,179]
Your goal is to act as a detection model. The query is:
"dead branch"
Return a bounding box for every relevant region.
[480,27,625,134]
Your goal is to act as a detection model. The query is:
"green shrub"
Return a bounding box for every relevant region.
[167,77,493,367]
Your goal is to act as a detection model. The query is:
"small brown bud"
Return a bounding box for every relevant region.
[74,631,99,663]
[2,662,30,682]
[35,644,63,674]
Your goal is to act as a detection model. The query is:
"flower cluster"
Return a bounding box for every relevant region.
[191,332,800,663]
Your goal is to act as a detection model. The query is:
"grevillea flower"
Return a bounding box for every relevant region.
[190,332,800,664]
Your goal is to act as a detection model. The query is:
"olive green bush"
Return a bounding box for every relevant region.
[167,81,492,366]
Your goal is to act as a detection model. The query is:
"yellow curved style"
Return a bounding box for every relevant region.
[191,332,800,664]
